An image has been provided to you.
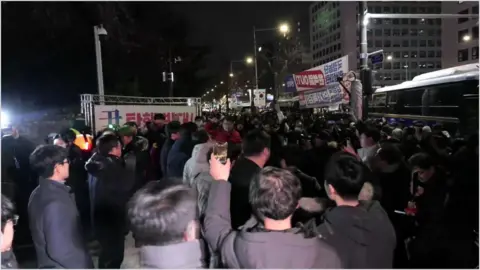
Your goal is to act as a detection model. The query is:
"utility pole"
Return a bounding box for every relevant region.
[252,26,258,110]
[359,1,371,121]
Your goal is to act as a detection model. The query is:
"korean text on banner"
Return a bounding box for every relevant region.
[94,105,196,132]
[293,56,349,92]
[254,89,266,107]
[298,83,349,109]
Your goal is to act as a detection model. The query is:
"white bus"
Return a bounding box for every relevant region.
[369,64,479,136]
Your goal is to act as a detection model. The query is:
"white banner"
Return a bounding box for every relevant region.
[94,105,196,132]
[254,89,266,107]
[293,55,349,92]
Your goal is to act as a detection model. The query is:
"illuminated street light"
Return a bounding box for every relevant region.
[279,24,289,34]
[387,55,393,60]
[229,73,234,77]
[220,81,224,84]
[463,35,471,41]
[214,85,217,88]
[246,57,253,64]
[282,83,285,87]
[258,46,262,52]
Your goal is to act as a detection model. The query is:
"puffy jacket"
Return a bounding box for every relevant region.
[183,142,212,187]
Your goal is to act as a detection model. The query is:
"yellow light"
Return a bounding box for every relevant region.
[229,73,234,77]
[463,35,471,41]
[246,57,253,64]
[279,24,289,33]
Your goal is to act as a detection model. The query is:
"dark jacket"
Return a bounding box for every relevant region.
[139,240,206,269]
[85,153,133,228]
[203,181,342,269]
[160,138,175,177]
[228,157,261,229]
[315,201,396,269]
[28,178,93,268]
[167,137,193,178]
[123,136,150,191]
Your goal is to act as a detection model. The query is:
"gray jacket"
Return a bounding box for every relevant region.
[139,240,206,269]
[203,181,343,269]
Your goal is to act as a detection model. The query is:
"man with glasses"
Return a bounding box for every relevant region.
[28,145,93,268]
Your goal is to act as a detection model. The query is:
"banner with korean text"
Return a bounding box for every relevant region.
[94,105,196,132]
[294,55,351,108]
[293,55,349,92]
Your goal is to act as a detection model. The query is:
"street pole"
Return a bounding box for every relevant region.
[94,26,105,105]
[168,48,174,97]
[252,26,258,110]
[359,1,370,120]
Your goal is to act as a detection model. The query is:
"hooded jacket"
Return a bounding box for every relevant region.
[203,181,342,269]
[183,142,212,187]
[315,200,396,269]
[85,153,133,226]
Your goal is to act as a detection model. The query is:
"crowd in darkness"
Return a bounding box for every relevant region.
[1,109,478,268]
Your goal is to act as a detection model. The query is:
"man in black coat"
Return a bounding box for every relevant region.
[316,152,396,269]
[28,145,93,268]
[228,130,271,229]
[160,121,181,177]
[85,134,134,269]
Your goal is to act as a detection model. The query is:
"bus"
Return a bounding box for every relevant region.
[369,64,479,136]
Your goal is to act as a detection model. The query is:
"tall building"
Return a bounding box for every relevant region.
[310,2,443,86]
[441,1,479,68]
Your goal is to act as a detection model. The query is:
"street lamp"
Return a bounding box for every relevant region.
[220,81,224,84]
[246,57,253,64]
[252,23,290,95]
[279,24,289,34]
[229,73,234,77]
[94,25,108,104]
[463,35,471,41]
[258,46,262,52]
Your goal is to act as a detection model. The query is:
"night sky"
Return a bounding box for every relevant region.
[1,2,310,111]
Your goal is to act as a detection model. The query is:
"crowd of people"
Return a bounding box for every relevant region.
[1,108,478,269]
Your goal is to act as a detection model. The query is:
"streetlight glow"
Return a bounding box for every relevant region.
[463,35,471,41]
[229,73,234,77]
[258,46,262,52]
[279,24,289,33]
[220,81,224,84]
[387,55,393,60]
[246,57,253,64]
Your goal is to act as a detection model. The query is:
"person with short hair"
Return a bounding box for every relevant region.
[118,125,150,191]
[29,145,93,268]
[160,121,181,177]
[358,125,381,168]
[316,152,396,268]
[204,156,342,268]
[206,116,242,144]
[229,129,271,228]
[1,195,18,269]
[128,182,205,269]
[85,134,133,268]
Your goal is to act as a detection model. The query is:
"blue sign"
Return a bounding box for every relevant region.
[284,75,297,93]
[370,53,384,65]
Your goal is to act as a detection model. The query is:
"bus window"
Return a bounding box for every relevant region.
[396,88,427,115]
[370,93,387,113]
[427,83,463,118]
